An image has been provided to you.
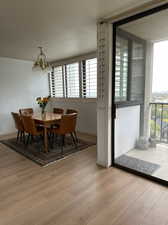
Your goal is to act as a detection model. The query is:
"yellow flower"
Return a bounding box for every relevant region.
[36,97,41,101]
[43,97,48,102]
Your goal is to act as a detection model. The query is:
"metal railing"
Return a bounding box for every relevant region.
[150,103,168,142]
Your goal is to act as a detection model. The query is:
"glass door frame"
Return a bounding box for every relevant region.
[111,2,168,186]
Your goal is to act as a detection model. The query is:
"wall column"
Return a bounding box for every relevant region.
[97,22,113,167]
[143,42,154,138]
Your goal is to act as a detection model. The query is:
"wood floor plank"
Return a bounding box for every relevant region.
[0,135,167,225]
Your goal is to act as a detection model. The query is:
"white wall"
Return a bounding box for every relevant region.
[115,105,140,158]
[0,57,49,135]
[49,98,97,135]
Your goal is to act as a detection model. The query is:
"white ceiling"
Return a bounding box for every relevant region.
[121,8,168,42]
[0,0,152,62]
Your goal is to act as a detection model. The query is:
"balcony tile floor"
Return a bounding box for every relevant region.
[126,143,168,181]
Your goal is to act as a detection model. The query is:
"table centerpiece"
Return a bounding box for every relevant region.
[36,96,50,114]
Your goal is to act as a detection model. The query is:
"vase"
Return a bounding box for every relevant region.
[41,107,45,115]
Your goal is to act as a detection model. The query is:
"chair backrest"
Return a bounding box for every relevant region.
[53,108,64,114]
[59,113,77,134]
[19,108,33,115]
[21,115,37,135]
[11,112,24,131]
[66,109,78,114]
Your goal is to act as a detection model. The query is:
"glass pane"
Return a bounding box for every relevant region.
[54,66,64,98]
[130,41,145,102]
[66,63,79,98]
[85,58,97,98]
[115,35,128,102]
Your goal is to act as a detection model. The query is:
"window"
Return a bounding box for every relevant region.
[54,66,64,97]
[49,57,97,99]
[48,69,55,97]
[66,63,80,98]
[115,28,145,104]
[130,41,145,102]
[83,58,97,98]
[115,36,128,102]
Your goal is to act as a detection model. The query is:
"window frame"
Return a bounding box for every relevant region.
[49,57,97,99]
[115,34,129,102]
[51,65,64,98]
[83,58,97,99]
[65,62,80,98]
[115,28,146,106]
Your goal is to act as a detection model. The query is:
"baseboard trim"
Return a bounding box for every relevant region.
[96,160,111,168]
[0,132,17,140]
[77,131,97,138]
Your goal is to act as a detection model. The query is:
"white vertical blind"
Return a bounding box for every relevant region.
[131,41,145,101]
[83,58,97,98]
[66,63,80,98]
[49,68,55,97]
[115,36,128,102]
[54,66,64,97]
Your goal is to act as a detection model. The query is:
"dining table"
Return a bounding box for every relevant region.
[32,112,62,153]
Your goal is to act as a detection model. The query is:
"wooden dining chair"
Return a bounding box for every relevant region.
[53,108,64,114]
[19,108,33,115]
[50,113,78,155]
[66,109,78,114]
[21,115,43,146]
[11,112,25,142]
[66,109,78,142]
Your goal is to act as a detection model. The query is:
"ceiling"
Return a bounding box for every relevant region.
[121,8,168,42]
[0,0,152,62]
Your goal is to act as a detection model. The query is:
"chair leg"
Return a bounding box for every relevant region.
[23,132,26,144]
[49,133,54,149]
[40,134,43,142]
[16,131,20,142]
[26,134,30,146]
[61,135,65,156]
[20,131,24,142]
[63,135,65,146]
[19,131,22,141]
[74,131,78,143]
[52,133,55,144]
[70,133,77,149]
[30,135,34,144]
[55,134,58,143]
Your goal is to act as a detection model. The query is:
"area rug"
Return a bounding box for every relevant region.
[115,155,160,175]
[1,136,96,167]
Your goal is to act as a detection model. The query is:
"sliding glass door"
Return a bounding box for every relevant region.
[114,27,146,166]
[112,3,168,185]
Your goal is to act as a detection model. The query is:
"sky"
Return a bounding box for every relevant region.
[152,41,168,93]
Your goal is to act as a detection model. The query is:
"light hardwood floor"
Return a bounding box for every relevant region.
[0,134,168,225]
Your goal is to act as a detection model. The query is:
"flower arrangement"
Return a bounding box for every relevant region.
[36,96,50,114]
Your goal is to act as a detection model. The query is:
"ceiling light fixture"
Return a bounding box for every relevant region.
[33,47,51,72]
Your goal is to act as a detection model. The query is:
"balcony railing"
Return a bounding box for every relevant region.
[150,103,168,142]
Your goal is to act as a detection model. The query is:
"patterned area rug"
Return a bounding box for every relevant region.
[1,136,96,166]
[115,155,160,175]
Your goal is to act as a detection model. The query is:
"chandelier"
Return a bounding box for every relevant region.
[33,47,51,71]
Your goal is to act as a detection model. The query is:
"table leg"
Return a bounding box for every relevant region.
[44,126,48,153]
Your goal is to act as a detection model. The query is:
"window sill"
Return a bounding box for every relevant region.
[51,97,97,103]
[116,101,143,108]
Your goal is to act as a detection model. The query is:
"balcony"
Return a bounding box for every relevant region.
[127,102,168,180]
[115,102,168,181]
[150,103,168,143]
